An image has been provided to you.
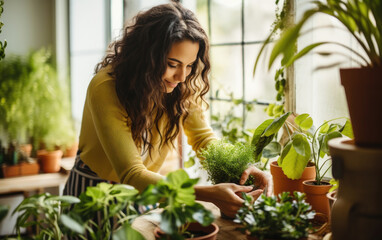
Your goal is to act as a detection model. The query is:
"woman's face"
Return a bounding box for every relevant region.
[162,40,199,93]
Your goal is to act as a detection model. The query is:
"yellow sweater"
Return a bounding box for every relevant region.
[78,66,217,192]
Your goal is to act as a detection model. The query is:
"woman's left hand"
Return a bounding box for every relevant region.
[239,165,272,196]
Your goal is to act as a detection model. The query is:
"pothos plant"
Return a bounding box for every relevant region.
[235,191,316,240]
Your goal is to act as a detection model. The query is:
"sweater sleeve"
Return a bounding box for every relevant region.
[87,80,163,192]
[182,101,218,155]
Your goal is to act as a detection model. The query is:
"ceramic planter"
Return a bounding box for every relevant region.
[326,190,337,209]
[37,149,63,173]
[154,222,219,240]
[270,161,316,196]
[302,180,331,219]
[340,67,382,148]
[329,137,382,240]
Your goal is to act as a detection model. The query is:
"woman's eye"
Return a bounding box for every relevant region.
[168,63,176,68]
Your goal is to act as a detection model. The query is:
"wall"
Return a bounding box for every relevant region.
[1,0,54,56]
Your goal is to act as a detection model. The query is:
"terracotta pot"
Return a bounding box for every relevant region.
[270,161,316,196]
[38,149,63,173]
[326,190,337,209]
[2,161,40,177]
[154,222,219,240]
[302,180,332,220]
[63,142,78,158]
[340,67,382,148]
[329,137,382,240]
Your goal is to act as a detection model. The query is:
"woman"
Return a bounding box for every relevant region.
[64,1,269,218]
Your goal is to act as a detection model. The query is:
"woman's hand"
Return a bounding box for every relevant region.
[239,165,273,196]
[194,183,263,218]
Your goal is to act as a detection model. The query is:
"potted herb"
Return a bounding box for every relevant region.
[140,169,218,240]
[255,0,382,148]
[199,139,256,186]
[235,191,316,240]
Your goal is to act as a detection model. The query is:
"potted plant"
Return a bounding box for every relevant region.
[199,139,256,186]
[277,114,352,217]
[255,0,382,148]
[0,0,6,61]
[234,191,316,240]
[12,192,80,239]
[139,169,218,240]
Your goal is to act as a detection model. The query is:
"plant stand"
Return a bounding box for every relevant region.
[329,138,382,240]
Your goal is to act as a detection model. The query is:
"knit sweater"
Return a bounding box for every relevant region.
[78,66,217,192]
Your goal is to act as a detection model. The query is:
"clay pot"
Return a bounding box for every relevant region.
[302,180,332,219]
[340,67,382,147]
[63,142,78,158]
[270,161,316,196]
[326,190,337,209]
[38,149,63,173]
[2,161,40,177]
[154,222,219,240]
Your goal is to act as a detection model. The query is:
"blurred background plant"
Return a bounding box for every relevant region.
[0,0,6,61]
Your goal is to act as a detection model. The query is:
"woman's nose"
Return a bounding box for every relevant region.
[175,67,187,82]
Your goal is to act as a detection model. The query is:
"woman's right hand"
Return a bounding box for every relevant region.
[194,183,263,218]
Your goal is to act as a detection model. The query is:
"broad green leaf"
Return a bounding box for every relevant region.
[50,195,80,204]
[113,223,145,240]
[292,134,311,158]
[263,141,282,159]
[60,214,85,234]
[252,119,274,145]
[166,169,189,188]
[263,112,291,137]
[295,114,313,131]
[319,122,330,134]
[321,131,342,154]
[340,119,354,139]
[280,145,311,180]
[279,141,292,166]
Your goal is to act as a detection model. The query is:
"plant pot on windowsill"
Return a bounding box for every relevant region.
[154,222,219,240]
[302,180,332,220]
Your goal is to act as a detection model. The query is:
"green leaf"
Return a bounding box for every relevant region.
[321,131,342,154]
[292,134,311,158]
[295,114,313,131]
[60,214,85,234]
[262,141,281,159]
[280,145,311,180]
[340,119,354,139]
[263,112,291,137]
[184,156,195,168]
[113,223,145,240]
[166,169,189,188]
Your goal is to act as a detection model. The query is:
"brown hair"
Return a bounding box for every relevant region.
[95,2,210,154]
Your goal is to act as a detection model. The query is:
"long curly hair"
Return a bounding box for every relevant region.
[95,2,210,154]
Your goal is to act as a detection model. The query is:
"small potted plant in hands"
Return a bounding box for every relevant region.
[235,191,316,240]
[139,169,218,240]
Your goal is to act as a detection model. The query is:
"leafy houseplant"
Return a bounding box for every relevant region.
[0,48,77,159]
[255,0,382,147]
[141,169,217,240]
[235,191,316,240]
[0,0,6,61]
[12,193,80,240]
[199,139,256,186]
[10,169,216,240]
[278,113,353,184]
